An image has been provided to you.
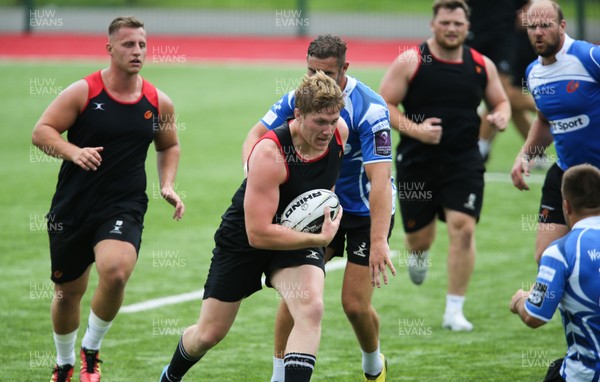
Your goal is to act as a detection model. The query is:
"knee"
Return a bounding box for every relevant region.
[186,324,227,353]
[54,287,85,307]
[405,225,435,251]
[195,330,225,351]
[294,296,324,327]
[406,240,431,252]
[342,297,370,322]
[53,279,87,306]
[448,220,475,249]
[98,265,131,291]
[405,234,433,252]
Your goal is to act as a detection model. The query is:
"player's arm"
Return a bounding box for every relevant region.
[379,49,442,144]
[510,245,566,328]
[482,56,511,131]
[509,289,546,328]
[244,139,342,250]
[337,117,349,146]
[510,111,553,190]
[364,161,396,287]
[242,121,269,172]
[356,102,396,287]
[154,89,184,220]
[32,79,104,171]
[329,118,349,188]
[379,50,415,133]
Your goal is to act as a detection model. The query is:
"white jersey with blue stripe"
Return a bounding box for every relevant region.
[260,75,394,216]
[526,35,600,170]
[525,216,600,381]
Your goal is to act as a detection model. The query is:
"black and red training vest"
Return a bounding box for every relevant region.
[398,42,488,167]
[49,70,159,225]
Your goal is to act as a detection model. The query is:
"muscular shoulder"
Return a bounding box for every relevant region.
[156,88,174,114]
[53,79,89,113]
[379,47,420,105]
[248,137,286,182]
[337,117,349,145]
[481,55,498,78]
[396,48,421,78]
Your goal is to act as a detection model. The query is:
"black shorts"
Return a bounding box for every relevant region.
[328,213,394,266]
[539,163,566,225]
[397,161,484,233]
[542,358,565,382]
[49,214,143,284]
[466,31,514,75]
[511,30,537,88]
[202,225,325,302]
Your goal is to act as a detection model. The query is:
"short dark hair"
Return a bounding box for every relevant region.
[307,35,347,68]
[108,16,144,36]
[562,164,600,214]
[432,0,470,19]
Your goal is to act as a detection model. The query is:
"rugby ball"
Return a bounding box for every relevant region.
[281,189,340,233]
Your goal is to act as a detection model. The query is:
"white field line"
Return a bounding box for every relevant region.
[121,170,540,314]
[484,171,544,184]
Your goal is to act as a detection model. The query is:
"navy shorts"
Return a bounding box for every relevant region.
[48,214,143,284]
[328,213,394,266]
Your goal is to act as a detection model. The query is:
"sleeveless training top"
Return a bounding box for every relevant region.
[48,70,159,225]
[219,122,343,249]
[398,42,488,167]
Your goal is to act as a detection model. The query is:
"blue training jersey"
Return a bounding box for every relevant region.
[526,35,600,170]
[260,75,394,216]
[525,216,600,382]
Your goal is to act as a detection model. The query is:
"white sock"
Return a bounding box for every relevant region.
[54,329,78,366]
[362,342,383,376]
[270,356,285,382]
[81,310,112,351]
[478,139,490,157]
[445,294,465,315]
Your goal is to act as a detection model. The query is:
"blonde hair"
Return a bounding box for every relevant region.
[294,71,345,115]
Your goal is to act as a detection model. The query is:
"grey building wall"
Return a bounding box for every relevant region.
[1,6,598,41]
